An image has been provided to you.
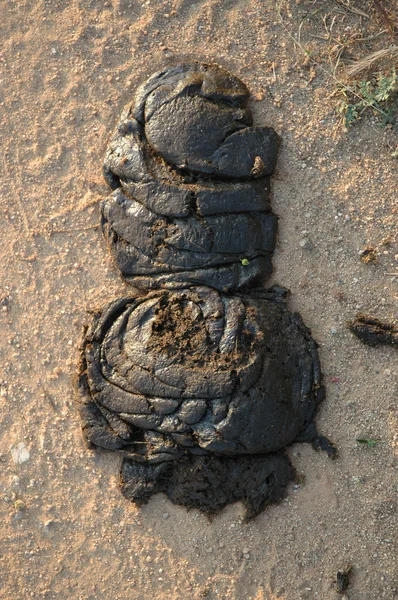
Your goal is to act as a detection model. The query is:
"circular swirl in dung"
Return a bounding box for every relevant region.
[100,62,280,291]
[78,287,322,458]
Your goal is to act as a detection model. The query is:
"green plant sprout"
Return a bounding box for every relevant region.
[338,69,398,127]
[356,438,381,448]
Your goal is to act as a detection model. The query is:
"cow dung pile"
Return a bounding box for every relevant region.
[77,62,336,518]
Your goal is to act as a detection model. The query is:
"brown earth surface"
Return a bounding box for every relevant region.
[0,1,397,599]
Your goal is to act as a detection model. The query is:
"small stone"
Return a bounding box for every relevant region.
[11,442,30,464]
[162,512,169,519]
[160,47,174,58]
[330,327,338,335]
[243,553,250,559]
[299,238,313,250]
[51,48,57,55]
[44,519,55,530]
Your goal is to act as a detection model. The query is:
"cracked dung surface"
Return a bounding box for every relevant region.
[77,62,335,518]
[101,62,280,292]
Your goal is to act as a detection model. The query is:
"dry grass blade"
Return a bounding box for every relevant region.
[346,45,398,76]
[334,0,370,19]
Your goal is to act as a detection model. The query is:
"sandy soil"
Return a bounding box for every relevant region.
[0,1,397,598]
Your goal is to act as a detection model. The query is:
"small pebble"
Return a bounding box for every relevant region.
[44,520,55,530]
[254,91,265,101]
[299,238,313,250]
[11,442,30,464]
[162,513,169,519]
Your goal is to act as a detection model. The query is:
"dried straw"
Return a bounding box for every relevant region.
[346,45,398,77]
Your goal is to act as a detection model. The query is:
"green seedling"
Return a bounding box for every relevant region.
[356,438,381,448]
[241,258,250,266]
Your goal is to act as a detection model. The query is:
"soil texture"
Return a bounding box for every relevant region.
[1,1,397,599]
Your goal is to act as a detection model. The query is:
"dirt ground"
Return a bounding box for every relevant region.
[0,1,397,598]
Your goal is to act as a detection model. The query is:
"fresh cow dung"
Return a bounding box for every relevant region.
[101,62,280,292]
[76,62,335,517]
[77,286,335,517]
